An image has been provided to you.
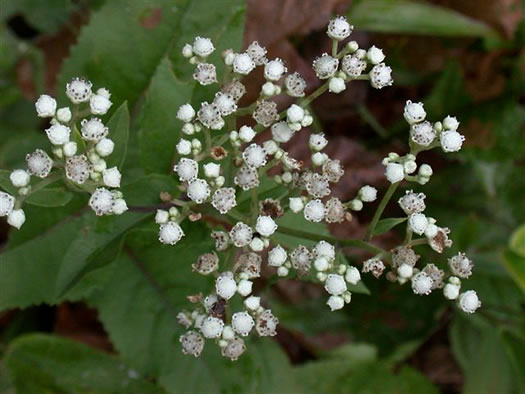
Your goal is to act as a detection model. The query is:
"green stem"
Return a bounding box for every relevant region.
[356,104,387,138]
[275,225,386,255]
[406,238,427,247]
[365,182,400,241]
[299,82,329,108]
[331,39,338,57]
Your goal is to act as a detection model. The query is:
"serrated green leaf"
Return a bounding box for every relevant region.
[372,217,407,236]
[105,102,130,169]
[4,334,163,393]
[348,0,497,37]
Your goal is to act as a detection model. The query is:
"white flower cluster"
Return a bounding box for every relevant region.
[383,101,465,185]
[0,78,126,229]
[162,17,480,361]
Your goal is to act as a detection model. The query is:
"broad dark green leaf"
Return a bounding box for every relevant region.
[55,175,177,299]
[4,334,163,393]
[372,217,407,236]
[348,0,497,37]
[105,102,130,169]
[510,223,525,256]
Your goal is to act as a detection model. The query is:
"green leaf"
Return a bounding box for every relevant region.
[24,188,73,207]
[4,334,163,393]
[274,211,331,248]
[372,217,407,236]
[502,248,525,291]
[348,0,497,37]
[105,102,130,169]
[138,0,245,173]
[55,175,177,299]
[0,169,16,194]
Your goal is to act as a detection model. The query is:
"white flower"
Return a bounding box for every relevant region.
[268,245,287,267]
[448,252,473,279]
[277,266,289,277]
[35,94,57,117]
[201,316,224,339]
[443,283,460,300]
[398,190,426,215]
[65,155,92,184]
[197,101,223,129]
[342,54,366,78]
[229,222,253,247]
[26,149,53,178]
[204,162,221,178]
[232,312,254,336]
[314,257,330,271]
[312,53,339,79]
[397,264,413,279]
[287,104,305,123]
[182,43,193,58]
[155,210,169,224]
[81,118,108,142]
[309,133,328,151]
[46,124,71,145]
[103,167,121,188]
[345,266,361,285]
[327,16,353,40]
[255,215,277,237]
[233,53,255,75]
[112,199,128,215]
[408,213,428,235]
[440,130,465,152]
[312,152,328,166]
[177,104,196,123]
[327,295,345,311]
[10,170,30,188]
[214,92,237,116]
[271,122,294,143]
[403,100,426,124]
[443,115,459,131]
[193,63,217,86]
[193,36,215,57]
[366,46,385,65]
[328,77,346,93]
[285,72,306,97]
[458,290,481,313]
[159,221,185,245]
[348,199,363,211]
[244,296,260,311]
[264,58,287,81]
[211,187,237,214]
[176,139,192,155]
[63,141,77,157]
[56,107,72,123]
[411,121,436,146]
[222,338,246,361]
[66,77,92,103]
[304,199,325,222]
[88,188,115,216]
[187,178,210,203]
[419,164,433,178]
[384,162,404,183]
[255,309,279,336]
[95,138,115,157]
[369,63,393,89]
[0,192,15,217]
[246,41,267,65]
[325,274,347,296]
[237,280,253,297]
[7,209,26,229]
[242,143,267,168]
[180,331,204,357]
[174,158,198,181]
[411,272,433,295]
[90,93,112,115]
[262,82,277,96]
[238,125,256,143]
[314,241,335,260]
[359,185,377,202]
[216,272,237,300]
